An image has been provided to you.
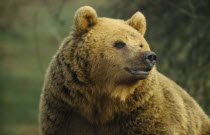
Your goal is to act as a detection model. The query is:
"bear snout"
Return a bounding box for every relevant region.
[143,51,157,68]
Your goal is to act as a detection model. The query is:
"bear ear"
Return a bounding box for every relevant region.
[74,6,98,32]
[126,12,146,36]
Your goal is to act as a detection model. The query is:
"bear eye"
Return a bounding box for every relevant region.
[114,41,126,49]
[140,44,143,48]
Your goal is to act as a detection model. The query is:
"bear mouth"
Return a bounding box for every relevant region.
[124,67,150,77]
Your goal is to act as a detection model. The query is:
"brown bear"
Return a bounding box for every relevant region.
[39,6,210,135]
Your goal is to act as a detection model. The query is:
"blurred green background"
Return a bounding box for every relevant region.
[0,0,209,135]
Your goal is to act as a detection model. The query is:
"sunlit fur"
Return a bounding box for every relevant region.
[39,6,210,135]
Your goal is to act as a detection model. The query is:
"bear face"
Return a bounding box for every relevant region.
[84,18,154,86]
[60,6,157,99]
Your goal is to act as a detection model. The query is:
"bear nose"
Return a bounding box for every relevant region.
[144,51,157,67]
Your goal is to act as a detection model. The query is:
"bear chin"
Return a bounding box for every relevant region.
[117,75,148,86]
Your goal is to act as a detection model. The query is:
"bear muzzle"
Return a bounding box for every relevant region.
[124,51,157,79]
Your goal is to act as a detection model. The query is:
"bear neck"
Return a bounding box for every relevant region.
[56,65,159,124]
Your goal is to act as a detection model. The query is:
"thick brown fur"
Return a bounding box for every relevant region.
[39,6,210,135]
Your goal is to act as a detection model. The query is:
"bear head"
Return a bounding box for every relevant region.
[60,6,157,100]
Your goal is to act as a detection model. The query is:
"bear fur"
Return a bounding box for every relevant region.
[39,6,210,135]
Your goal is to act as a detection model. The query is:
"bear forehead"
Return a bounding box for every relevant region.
[91,17,142,38]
